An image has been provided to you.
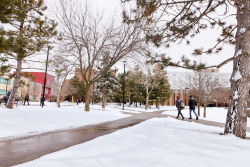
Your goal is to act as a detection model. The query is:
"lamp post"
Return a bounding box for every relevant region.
[42,46,50,108]
[123,61,126,110]
[5,78,9,96]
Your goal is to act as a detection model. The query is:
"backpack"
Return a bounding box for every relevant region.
[180,101,185,108]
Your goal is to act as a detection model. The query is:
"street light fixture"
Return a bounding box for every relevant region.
[123,61,126,110]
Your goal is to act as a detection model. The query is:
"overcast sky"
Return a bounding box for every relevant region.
[90,0,236,74]
[42,0,236,75]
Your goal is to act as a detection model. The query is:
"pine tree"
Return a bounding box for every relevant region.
[150,75,172,109]
[0,0,58,108]
[96,69,120,110]
[68,76,86,101]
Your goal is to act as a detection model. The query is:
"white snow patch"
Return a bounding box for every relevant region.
[239,28,246,34]
[15,117,250,167]
[162,107,250,127]
[232,70,242,81]
[235,49,242,56]
[0,102,130,139]
[233,89,239,100]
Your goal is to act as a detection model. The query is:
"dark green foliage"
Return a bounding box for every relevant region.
[122,0,236,70]
[0,0,57,73]
[150,77,172,106]
[95,69,120,101]
[68,76,86,100]
[0,0,15,23]
[146,52,206,71]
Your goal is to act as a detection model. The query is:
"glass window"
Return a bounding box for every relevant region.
[0,77,11,85]
[0,89,6,95]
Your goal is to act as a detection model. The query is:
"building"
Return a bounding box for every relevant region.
[21,72,56,101]
[17,77,29,99]
[0,74,15,98]
[166,69,231,106]
[0,74,30,99]
[75,68,95,102]
[167,70,231,90]
[60,79,71,101]
[28,82,42,101]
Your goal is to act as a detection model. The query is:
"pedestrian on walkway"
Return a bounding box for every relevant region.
[176,96,184,120]
[23,93,29,105]
[189,95,198,120]
[40,97,44,106]
[4,96,8,105]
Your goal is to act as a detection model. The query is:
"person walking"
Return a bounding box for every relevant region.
[23,93,29,105]
[40,96,44,106]
[4,96,8,105]
[176,96,184,120]
[189,95,198,120]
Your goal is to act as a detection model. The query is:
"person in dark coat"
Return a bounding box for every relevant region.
[189,95,198,120]
[40,96,44,106]
[4,96,8,105]
[176,96,184,120]
[7,90,11,97]
[23,93,29,105]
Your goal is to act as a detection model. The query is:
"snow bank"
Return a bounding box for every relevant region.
[162,107,250,127]
[15,117,250,167]
[0,102,130,139]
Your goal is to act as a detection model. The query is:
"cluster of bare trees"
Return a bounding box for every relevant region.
[51,0,148,111]
[173,70,229,118]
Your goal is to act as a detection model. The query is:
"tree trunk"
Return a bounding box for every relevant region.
[203,105,206,118]
[198,102,200,116]
[129,95,131,107]
[6,60,22,109]
[85,84,91,111]
[224,2,250,138]
[102,94,107,110]
[145,93,149,110]
[57,93,61,108]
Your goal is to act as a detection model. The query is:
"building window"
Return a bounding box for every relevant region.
[0,89,6,95]
[0,77,11,85]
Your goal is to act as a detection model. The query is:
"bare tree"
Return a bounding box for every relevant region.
[51,50,74,108]
[133,63,166,110]
[187,71,226,118]
[52,0,147,111]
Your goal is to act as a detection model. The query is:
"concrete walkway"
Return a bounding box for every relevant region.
[1,108,249,167]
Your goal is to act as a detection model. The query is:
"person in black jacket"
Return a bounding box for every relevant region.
[189,95,198,120]
[23,93,29,105]
[176,96,184,120]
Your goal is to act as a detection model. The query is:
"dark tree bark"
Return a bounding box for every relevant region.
[6,60,22,109]
[224,1,250,138]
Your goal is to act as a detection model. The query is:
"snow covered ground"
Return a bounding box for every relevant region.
[16,117,250,167]
[162,106,250,127]
[0,102,130,139]
[110,103,177,112]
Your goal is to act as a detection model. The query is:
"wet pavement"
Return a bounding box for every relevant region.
[1,108,250,167]
[0,110,163,167]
